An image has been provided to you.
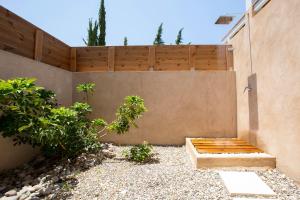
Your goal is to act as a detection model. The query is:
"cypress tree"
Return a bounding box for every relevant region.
[124,37,128,46]
[175,28,184,45]
[83,19,99,46]
[153,23,164,45]
[98,0,106,46]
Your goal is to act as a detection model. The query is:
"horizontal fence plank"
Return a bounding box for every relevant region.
[0,6,35,58]
[76,47,108,70]
[0,6,71,71]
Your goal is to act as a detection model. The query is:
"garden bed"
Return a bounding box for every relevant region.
[71,146,299,200]
[1,146,300,200]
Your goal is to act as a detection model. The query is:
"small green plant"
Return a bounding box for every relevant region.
[76,82,95,102]
[62,181,72,192]
[123,142,153,163]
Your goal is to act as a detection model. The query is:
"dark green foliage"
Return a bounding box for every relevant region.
[98,0,106,46]
[83,19,99,46]
[0,78,101,157]
[39,103,102,157]
[175,28,184,45]
[123,142,153,163]
[83,0,106,46]
[0,78,147,158]
[124,37,128,46]
[153,23,164,45]
[0,78,56,146]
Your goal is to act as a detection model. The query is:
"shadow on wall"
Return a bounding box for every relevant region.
[247,73,259,145]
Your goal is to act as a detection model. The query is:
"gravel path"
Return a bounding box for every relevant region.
[70,146,300,200]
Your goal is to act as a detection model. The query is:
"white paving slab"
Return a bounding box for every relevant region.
[219,171,276,196]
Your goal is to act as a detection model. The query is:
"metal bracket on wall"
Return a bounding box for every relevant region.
[244,86,252,93]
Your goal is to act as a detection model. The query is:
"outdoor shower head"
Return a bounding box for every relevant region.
[215,16,235,25]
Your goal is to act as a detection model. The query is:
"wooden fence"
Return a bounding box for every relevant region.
[0,6,233,72]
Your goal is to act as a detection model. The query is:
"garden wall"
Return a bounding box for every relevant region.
[228,0,300,183]
[0,50,73,171]
[73,71,237,145]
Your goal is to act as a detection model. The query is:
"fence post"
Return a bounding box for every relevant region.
[34,29,43,61]
[226,45,234,70]
[70,48,77,72]
[189,45,196,70]
[148,46,156,71]
[108,47,115,71]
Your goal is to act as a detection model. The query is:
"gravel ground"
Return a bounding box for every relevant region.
[70,146,300,200]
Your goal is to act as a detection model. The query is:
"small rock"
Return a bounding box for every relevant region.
[54,166,63,173]
[39,175,50,184]
[1,196,19,200]
[102,149,116,158]
[39,186,53,196]
[30,184,42,192]
[18,186,30,195]
[18,192,30,200]
[29,196,40,200]
[47,194,56,199]
[50,176,59,183]
[5,189,17,197]
[120,189,127,195]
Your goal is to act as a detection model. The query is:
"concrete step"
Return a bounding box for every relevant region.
[186,138,276,168]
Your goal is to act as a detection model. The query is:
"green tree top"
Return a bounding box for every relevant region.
[153,23,164,45]
[175,28,184,45]
[124,37,128,46]
[83,19,99,46]
[98,0,106,46]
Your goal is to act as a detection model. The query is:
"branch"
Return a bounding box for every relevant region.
[98,127,108,138]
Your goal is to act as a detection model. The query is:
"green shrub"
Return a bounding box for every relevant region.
[0,78,147,158]
[108,96,147,134]
[39,103,102,157]
[0,78,56,146]
[123,142,153,163]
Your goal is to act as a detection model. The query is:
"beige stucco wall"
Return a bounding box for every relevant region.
[229,0,300,183]
[73,71,237,145]
[0,50,73,171]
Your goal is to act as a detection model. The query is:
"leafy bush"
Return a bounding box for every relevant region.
[108,96,147,134]
[39,103,102,157]
[0,78,146,158]
[123,142,153,163]
[0,78,56,146]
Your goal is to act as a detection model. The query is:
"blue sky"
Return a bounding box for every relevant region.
[0,0,245,46]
